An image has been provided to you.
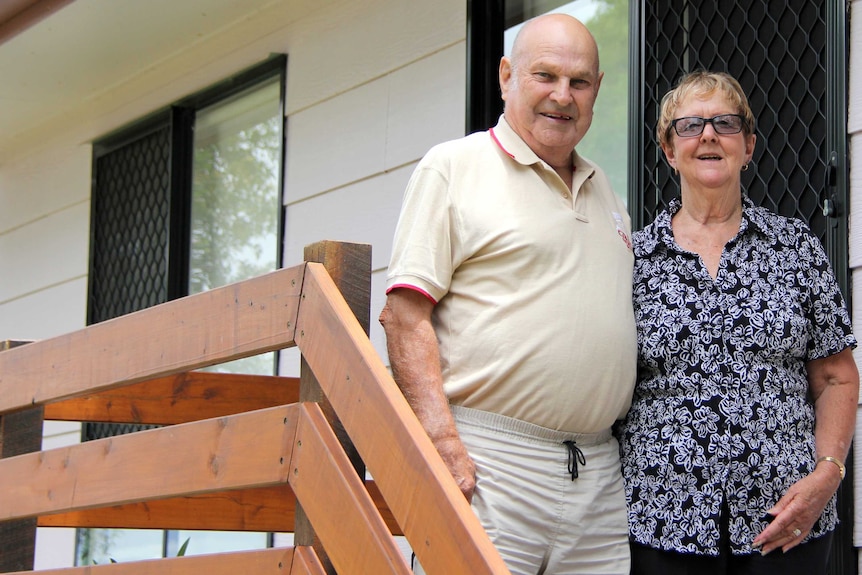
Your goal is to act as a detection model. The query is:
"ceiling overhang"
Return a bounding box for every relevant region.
[0,0,75,45]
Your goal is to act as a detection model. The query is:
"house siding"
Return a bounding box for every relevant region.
[0,0,465,567]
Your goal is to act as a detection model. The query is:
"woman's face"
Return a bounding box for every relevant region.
[662,93,756,193]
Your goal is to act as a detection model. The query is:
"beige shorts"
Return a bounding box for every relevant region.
[414,406,629,575]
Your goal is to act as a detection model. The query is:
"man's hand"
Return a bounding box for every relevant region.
[433,436,477,501]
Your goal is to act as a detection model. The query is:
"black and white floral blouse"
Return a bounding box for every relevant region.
[617,196,856,556]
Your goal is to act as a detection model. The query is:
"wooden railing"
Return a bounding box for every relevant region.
[0,241,509,575]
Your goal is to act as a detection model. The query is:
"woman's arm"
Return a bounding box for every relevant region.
[753,347,858,554]
[809,347,859,466]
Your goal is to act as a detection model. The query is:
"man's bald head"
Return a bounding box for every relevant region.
[509,14,600,80]
[499,13,604,169]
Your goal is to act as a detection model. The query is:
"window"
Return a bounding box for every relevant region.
[80,55,285,564]
[189,74,283,376]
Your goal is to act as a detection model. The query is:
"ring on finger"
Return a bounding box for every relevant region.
[792,528,802,538]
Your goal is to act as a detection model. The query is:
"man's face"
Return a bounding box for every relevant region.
[500,19,602,168]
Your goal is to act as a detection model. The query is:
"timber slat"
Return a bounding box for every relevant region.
[0,405,298,521]
[0,265,304,415]
[36,485,295,532]
[289,403,410,574]
[2,548,293,575]
[36,480,403,535]
[295,263,510,575]
[43,372,300,425]
[290,546,327,575]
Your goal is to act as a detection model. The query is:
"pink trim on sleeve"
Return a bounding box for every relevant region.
[385,284,438,305]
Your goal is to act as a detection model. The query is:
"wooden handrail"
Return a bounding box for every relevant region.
[289,402,411,574]
[0,339,40,573]
[0,404,297,521]
[0,264,304,414]
[0,241,509,574]
[296,263,509,574]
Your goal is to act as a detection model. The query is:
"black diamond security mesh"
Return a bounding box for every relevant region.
[89,125,172,322]
[82,422,159,441]
[641,3,852,573]
[87,124,172,440]
[641,0,828,244]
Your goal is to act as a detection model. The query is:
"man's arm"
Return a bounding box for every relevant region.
[379,287,476,501]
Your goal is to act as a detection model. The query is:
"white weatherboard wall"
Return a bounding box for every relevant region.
[279,0,465,371]
[0,0,466,567]
[0,132,92,572]
[283,41,466,366]
[0,144,91,340]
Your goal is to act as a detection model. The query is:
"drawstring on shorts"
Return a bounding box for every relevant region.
[563,440,586,480]
[447,405,609,483]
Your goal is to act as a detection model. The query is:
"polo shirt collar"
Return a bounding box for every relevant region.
[489,115,595,179]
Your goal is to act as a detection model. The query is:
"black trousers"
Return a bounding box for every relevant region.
[630,515,833,575]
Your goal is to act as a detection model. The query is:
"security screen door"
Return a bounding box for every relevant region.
[633,2,852,574]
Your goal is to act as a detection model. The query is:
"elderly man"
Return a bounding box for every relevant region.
[380,13,636,574]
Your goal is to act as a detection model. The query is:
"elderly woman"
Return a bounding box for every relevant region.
[617,70,859,574]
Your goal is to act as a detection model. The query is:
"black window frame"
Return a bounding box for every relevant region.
[88,54,287,320]
[81,54,287,560]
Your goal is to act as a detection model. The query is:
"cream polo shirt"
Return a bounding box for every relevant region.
[386,116,637,433]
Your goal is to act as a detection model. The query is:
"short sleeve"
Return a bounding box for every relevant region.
[385,153,459,303]
[798,225,856,359]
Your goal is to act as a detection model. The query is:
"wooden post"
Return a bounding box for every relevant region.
[295,241,372,574]
[0,340,42,573]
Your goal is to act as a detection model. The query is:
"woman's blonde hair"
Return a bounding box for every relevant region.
[657,71,755,148]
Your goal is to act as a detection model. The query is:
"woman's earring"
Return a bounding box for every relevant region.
[742,163,750,172]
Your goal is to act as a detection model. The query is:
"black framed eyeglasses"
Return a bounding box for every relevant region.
[671,114,746,137]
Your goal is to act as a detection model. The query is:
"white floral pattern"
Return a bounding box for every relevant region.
[617,196,856,556]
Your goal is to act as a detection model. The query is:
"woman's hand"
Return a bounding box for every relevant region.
[752,463,842,554]
[754,348,859,554]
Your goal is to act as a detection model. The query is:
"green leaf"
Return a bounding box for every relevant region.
[177,538,190,557]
